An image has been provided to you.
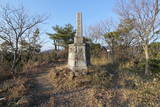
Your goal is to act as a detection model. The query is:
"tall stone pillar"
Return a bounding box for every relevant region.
[68,12,90,71]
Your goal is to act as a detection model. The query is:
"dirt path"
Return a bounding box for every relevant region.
[27,63,55,106]
[51,87,90,107]
[27,63,90,107]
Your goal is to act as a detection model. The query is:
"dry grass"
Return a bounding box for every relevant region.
[48,68,84,90]
[91,57,111,66]
[39,97,56,107]
[0,71,12,82]
[22,61,41,73]
[47,62,160,107]
[0,74,29,107]
[1,57,159,107]
[8,84,26,99]
[81,71,160,107]
[8,77,28,99]
[48,64,112,90]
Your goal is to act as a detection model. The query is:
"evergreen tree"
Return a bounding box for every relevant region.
[47,24,76,50]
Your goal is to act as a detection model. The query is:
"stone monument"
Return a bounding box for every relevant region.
[68,12,90,70]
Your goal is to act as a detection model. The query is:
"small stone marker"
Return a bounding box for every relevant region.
[68,12,90,71]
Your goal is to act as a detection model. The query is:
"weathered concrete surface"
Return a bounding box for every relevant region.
[68,43,90,70]
[68,12,90,70]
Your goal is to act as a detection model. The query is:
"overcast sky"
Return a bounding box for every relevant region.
[0,0,117,51]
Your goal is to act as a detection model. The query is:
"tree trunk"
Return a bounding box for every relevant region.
[111,48,115,64]
[144,44,149,75]
[11,50,17,74]
[11,40,19,74]
[54,40,57,51]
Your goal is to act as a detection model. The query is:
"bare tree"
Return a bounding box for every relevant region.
[87,20,116,45]
[0,5,46,73]
[115,0,160,75]
[87,19,139,65]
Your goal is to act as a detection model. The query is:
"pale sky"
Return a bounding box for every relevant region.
[0,0,118,51]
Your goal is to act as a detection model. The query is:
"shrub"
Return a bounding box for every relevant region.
[0,71,12,82]
[149,59,160,73]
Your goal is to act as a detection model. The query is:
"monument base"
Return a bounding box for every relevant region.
[68,43,90,71]
[68,65,88,71]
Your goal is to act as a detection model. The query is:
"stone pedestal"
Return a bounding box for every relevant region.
[68,43,90,70]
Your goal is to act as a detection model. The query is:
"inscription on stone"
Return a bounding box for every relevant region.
[76,12,83,37]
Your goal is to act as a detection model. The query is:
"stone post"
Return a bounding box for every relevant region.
[68,12,90,71]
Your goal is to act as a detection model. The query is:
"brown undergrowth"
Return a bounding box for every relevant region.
[0,74,29,107]
[47,64,160,107]
[0,61,50,107]
[1,60,160,107]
